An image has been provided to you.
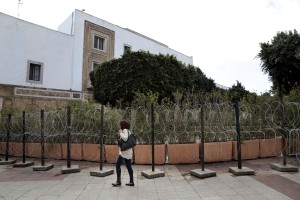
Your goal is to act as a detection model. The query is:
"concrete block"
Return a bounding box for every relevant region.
[90,169,114,177]
[0,159,16,165]
[270,163,299,172]
[61,165,80,174]
[190,168,217,179]
[14,161,34,167]
[229,166,255,176]
[33,164,54,171]
[141,169,165,179]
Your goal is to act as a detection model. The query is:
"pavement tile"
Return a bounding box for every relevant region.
[222,194,244,200]
[201,196,224,200]
[137,186,157,194]
[137,192,159,200]
[56,195,78,200]
[118,193,138,200]
[197,188,220,198]
[214,188,237,196]
[17,197,39,200]
[253,173,300,200]
[76,195,98,200]
[241,193,272,200]
[262,192,292,200]
[0,156,299,200]
[97,188,119,200]
[176,190,200,199]
[233,187,258,195]
[157,191,179,199]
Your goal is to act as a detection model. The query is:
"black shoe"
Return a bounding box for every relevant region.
[125,183,134,186]
[112,182,121,187]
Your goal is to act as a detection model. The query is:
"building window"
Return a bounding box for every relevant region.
[91,62,101,71]
[27,60,43,84]
[124,44,131,54]
[29,64,41,81]
[94,35,106,51]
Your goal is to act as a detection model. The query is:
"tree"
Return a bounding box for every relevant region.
[257,30,300,95]
[90,51,215,107]
[257,30,300,166]
[183,65,216,92]
[228,81,249,102]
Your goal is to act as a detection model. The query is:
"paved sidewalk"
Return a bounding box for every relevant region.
[0,157,299,200]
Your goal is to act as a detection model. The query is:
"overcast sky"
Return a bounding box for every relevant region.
[1,0,300,94]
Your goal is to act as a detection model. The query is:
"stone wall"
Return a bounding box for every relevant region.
[0,84,92,111]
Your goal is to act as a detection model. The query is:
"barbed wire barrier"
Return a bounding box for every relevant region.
[0,100,299,164]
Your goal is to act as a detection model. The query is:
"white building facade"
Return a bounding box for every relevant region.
[0,10,193,110]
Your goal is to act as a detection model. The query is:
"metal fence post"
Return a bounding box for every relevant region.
[234,101,242,169]
[200,103,205,171]
[5,114,11,161]
[67,106,71,168]
[22,111,26,163]
[41,109,45,166]
[100,105,104,171]
[151,103,155,172]
[279,95,287,166]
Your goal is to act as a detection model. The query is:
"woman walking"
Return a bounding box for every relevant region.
[112,120,134,187]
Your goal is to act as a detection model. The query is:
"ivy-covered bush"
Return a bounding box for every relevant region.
[90,51,215,107]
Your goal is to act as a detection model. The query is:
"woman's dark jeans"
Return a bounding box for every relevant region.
[116,155,133,183]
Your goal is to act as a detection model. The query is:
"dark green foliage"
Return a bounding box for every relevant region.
[228,81,249,102]
[183,65,216,92]
[90,51,215,107]
[257,30,300,95]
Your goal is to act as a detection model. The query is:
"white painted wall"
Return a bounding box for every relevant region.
[0,10,193,93]
[70,10,193,64]
[58,12,74,35]
[0,12,74,90]
[58,10,194,91]
[115,28,193,65]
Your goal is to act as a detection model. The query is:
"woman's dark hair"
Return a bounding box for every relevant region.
[120,120,131,130]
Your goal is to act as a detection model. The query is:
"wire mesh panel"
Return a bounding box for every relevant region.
[0,100,299,160]
[289,129,300,156]
[203,102,236,142]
